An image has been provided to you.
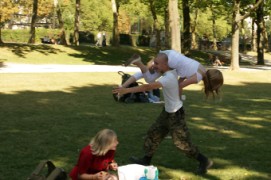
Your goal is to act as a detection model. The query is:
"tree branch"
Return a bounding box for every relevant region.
[238,0,264,22]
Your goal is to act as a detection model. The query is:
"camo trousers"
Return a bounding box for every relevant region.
[143,107,199,159]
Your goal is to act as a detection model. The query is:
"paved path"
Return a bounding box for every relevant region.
[0,62,270,73]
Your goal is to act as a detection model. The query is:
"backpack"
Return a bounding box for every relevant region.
[27,160,68,180]
[113,71,149,103]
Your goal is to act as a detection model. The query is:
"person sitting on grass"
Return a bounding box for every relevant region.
[69,129,119,180]
[124,50,224,98]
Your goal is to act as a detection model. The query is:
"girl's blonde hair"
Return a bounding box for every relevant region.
[203,69,224,98]
[90,129,117,156]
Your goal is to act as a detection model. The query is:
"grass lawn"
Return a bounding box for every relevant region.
[0,43,157,65]
[0,69,271,180]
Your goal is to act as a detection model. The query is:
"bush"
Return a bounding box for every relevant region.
[2,29,150,47]
[137,35,150,46]
[119,34,131,45]
[78,31,95,44]
[1,29,61,43]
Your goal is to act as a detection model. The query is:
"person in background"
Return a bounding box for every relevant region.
[102,32,107,47]
[69,129,119,180]
[96,32,102,47]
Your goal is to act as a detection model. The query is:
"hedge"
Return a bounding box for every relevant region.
[1,29,151,46]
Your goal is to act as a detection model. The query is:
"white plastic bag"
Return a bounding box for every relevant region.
[118,164,158,180]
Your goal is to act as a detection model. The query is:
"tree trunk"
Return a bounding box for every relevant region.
[0,14,3,44]
[28,0,38,44]
[230,0,264,70]
[169,0,181,53]
[111,0,119,46]
[164,5,170,49]
[149,0,160,52]
[263,20,269,52]
[191,8,198,50]
[241,20,246,52]
[230,0,241,70]
[256,0,264,65]
[73,0,80,46]
[252,18,257,52]
[182,0,190,54]
[211,4,217,51]
[56,1,67,45]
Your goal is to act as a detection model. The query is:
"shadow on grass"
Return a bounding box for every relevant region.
[0,82,270,179]
[67,45,156,65]
[0,43,156,65]
[0,43,66,58]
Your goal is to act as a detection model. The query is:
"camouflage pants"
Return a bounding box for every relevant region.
[144,107,199,159]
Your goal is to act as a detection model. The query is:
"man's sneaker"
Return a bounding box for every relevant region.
[129,156,151,166]
[124,54,141,66]
[196,159,213,175]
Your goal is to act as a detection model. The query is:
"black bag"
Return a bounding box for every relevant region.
[27,160,68,180]
[113,71,149,103]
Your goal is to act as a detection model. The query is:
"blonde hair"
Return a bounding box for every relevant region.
[90,129,117,156]
[203,69,224,98]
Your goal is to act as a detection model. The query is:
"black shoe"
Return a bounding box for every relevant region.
[196,159,213,175]
[129,156,151,166]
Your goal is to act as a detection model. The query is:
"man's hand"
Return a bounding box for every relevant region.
[112,86,129,96]
[94,171,108,180]
[109,162,118,171]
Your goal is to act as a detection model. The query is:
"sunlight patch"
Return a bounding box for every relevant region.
[191,117,205,121]
[198,125,217,131]
[221,129,246,138]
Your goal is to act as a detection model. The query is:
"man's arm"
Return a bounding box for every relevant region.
[121,76,137,88]
[113,82,162,95]
[178,75,198,95]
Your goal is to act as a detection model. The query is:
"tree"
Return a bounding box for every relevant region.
[73,0,80,46]
[111,0,119,46]
[0,0,19,43]
[149,0,161,52]
[28,0,38,44]
[251,18,257,52]
[182,0,190,53]
[169,0,181,52]
[256,0,264,65]
[164,4,170,49]
[56,0,67,45]
[80,0,112,32]
[190,0,200,50]
[230,0,264,70]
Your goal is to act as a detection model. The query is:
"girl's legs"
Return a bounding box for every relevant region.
[125,54,149,73]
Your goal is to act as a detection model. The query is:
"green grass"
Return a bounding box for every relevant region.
[0,69,271,180]
[0,43,157,65]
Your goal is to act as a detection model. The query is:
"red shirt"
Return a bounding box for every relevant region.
[69,145,115,180]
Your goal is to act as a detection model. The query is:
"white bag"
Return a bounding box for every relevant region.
[118,164,158,180]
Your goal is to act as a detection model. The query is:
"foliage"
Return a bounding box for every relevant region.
[0,0,19,23]
[16,0,54,20]
[196,9,230,41]
[80,0,113,32]
[1,29,61,43]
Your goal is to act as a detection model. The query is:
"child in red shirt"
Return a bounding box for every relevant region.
[69,129,119,180]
